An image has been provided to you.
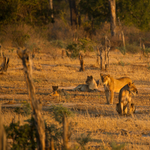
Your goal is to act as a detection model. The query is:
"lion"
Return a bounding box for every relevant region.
[116,103,136,115]
[100,73,132,104]
[118,82,138,115]
[73,75,98,92]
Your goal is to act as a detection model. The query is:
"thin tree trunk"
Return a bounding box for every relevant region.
[49,0,54,22]
[17,49,45,150]
[109,0,116,36]
[79,53,84,71]
[63,115,68,150]
[68,0,78,28]
[0,106,7,150]
[99,47,103,70]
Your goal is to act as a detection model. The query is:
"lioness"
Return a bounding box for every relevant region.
[100,73,132,104]
[73,75,98,92]
[116,103,136,115]
[119,82,138,115]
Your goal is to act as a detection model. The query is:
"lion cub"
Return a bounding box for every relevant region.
[116,103,136,115]
[118,82,138,115]
[73,75,98,92]
[100,73,132,104]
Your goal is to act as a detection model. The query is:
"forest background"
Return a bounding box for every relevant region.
[0,0,150,53]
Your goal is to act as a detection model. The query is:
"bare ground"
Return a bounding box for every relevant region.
[0,48,150,150]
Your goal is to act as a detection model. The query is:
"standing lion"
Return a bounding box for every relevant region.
[118,82,138,115]
[100,73,132,104]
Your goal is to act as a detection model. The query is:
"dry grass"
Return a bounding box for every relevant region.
[0,46,150,150]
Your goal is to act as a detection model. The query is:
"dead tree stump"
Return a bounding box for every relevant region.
[62,49,65,58]
[0,55,9,73]
[79,53,85,71]
[99,47,103,70]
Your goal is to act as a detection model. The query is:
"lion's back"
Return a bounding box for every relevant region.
[113,77,132,93]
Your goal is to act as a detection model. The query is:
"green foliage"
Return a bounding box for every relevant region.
[76,133,91,150]
[12,30,30,47]
[117,46,126,55]
[126,44,141,54]
[50,40,66,48]
[45,123,63,148]
[5,118,37,150]
[110,141,126,150]
[50,104,72,124]
[79,0,109,24]
[66,38,94,58]
[0,0,53,26]
[118,61,124,66]
[14,101,31,116]
[145,47,150,54]
[117,0,150,30]
[66,42,80,58]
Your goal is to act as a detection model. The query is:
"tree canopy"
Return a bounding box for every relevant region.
[0,0,150,30]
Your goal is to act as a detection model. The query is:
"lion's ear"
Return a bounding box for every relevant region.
[107,74,110,77]
[100,73,103,77]
[90,75,93,79]
[128,82,132,86]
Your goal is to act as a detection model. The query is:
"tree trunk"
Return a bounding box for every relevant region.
[68,0,78,28]
[49,0,54,23]
[17,49,45,150]
[109,0,116,36]
[63,115,68,150]
[99,47,103,70]
[0,106,7,150]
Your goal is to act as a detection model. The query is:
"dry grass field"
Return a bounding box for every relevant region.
[0,47,150,150]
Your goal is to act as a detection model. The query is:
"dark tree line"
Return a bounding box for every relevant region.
[0,0,150,30]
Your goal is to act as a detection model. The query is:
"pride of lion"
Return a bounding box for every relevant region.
[72,73,138,115]
[100,73,138,115]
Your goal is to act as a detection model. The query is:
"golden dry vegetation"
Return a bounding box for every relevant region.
[0,46,150,150]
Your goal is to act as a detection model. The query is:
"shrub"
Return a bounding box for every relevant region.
[126,44,141,54]
[5,118,37,150]
[12,30,30,47]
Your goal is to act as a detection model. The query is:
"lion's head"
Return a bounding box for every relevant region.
[86,76,93,85]
[100,73,110,85]
[128,82,138,95]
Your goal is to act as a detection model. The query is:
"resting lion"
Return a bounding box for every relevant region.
[116,103,136,115]
[100,73,132,104]
[118,82,138,115]
[73,75,99,92]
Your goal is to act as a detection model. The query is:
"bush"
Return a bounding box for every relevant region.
[12,30,30,47]
[126,44,141,54]
[5,118,37,150]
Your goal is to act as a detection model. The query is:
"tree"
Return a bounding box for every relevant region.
[68,0,78,28]
[117,0,150,30]
[109,0,116,36]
